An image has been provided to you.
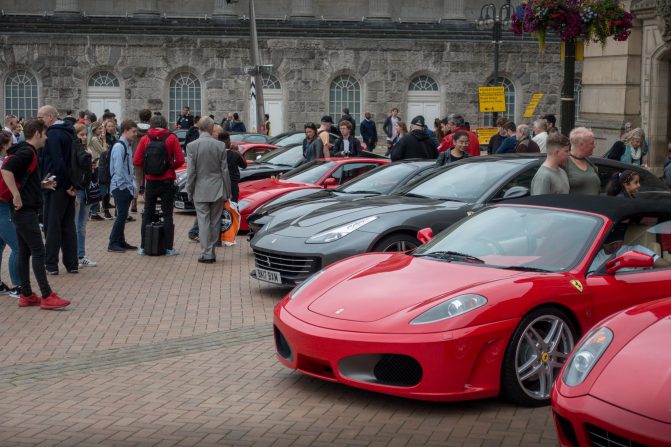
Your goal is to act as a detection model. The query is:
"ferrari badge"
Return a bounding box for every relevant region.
[570,280,583,293]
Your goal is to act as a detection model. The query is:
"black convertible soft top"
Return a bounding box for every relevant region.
[504,194,671,223]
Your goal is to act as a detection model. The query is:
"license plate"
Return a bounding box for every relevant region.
[175,201,185,209]
[256,268,282,284]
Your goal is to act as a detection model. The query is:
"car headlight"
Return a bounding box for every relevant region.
[562,327,613,386]
[289,270,325,300]
[306,216,378,244]
[410,294,487,325]
[238,200,252,211]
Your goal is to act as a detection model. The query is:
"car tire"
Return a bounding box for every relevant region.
[501,306,577,407]
[372,233,420,253]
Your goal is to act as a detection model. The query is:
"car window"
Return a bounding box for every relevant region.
[243,135,270,143]
[329,163,381,185]
[243,148,271,161]
[493,167,539,199]
[256,145,304,166]
[273,133,305,147]
[588,216,671,274]
[593,161,668,193]
[342,163,418,194]
[283,161,337,184]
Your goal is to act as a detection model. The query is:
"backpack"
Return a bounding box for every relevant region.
[69,135,93,190]
[97,150,112,185]
[0,147,38,203]
[143,134,171,176]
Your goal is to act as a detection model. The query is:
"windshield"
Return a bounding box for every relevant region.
[283,161,337,184]
[271,133,305,147]
[341,163,419,194]
[414,206,602,272]
[256,145,304,166]
[402,162,520,202]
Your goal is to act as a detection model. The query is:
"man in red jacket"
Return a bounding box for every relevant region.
[133,114,185,256]
[437,114,480,157]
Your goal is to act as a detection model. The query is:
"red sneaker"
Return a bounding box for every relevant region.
[40,292,70,310]
[17,293,41,307]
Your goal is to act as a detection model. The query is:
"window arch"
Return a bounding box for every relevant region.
[484,77,515,126]
[409,75,439,92]
[329,75,361,125]
[89,71,120,87]
[4,70,38,119]
[574,80,582,120]
[169,72,201,125]
[262,74,281,90]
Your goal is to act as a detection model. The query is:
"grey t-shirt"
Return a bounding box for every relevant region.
[566,158,601,195]
[531,165,570,195]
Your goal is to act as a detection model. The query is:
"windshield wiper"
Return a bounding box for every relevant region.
[346,190,381,195]
[414,251,484,264]
[404,192,430,199]
[499,266,551,272]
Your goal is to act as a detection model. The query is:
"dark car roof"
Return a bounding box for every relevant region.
[506,194,671,222]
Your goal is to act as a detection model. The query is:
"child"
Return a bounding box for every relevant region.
[606,169,641,198]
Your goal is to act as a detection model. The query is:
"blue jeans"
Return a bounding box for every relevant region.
[0,202,20,286]
[109,188,132,247]
[75,190,90,258]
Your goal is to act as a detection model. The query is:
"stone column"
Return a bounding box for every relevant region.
[54,0,80,14]
[213,0,237,18]
[368,0,391,20]
[135,0,160,18]
[291,0,314,18]
[443,0,465,20]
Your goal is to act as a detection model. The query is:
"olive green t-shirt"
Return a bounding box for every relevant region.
[566,158,600,195]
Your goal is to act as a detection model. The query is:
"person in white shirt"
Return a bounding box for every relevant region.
[3,115,18,144]
[532,119,548,153]
[589,225,669,274]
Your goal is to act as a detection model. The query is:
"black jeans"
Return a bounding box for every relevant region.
[109,188,132,247]
[43,188,78,272]
[141,180,175,250]
[12,208,52,297]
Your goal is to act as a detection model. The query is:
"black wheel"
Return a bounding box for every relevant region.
[372,233,420,252]
[501,307,577,407]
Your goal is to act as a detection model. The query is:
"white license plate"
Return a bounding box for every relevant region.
[256,268,282,284]
[175,201,185,209]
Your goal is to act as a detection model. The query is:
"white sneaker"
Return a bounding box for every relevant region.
[78,256,98,267]
[223,241,237,247]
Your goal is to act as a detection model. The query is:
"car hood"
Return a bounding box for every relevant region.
[293,253,521,324]
[590,315,671,423]
[265,195,465,237]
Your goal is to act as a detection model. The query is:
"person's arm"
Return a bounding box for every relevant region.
[468,133,480,157]
[0,170,21,210]
[170,134,185,169]
[382,117,391,138]
[43,129,68,186]
[185,142,197,200]
[221,147,232,201]
[110,143,123,184]
[236,152,247,169]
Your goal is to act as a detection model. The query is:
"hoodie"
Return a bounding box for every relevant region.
[42,121,75,190]
[1,142,42,210]
[390,129,438,161]
[133,127,185,181]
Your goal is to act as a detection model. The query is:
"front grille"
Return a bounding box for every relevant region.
[175,191,189,202]
[585,423,647,447]
[373,354,422,387]
[554,412,578,447]
[254,249,320,277]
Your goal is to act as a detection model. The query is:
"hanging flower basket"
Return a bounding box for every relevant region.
[511,0,634,50]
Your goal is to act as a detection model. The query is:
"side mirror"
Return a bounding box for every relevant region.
[323,178,338,188]
[500,186,530,201]
[417,227,434,244]
[605,250,654,275]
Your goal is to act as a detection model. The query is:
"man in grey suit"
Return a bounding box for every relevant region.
[186,117,231,264]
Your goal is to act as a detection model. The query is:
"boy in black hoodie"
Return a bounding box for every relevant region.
[1,119,70,309]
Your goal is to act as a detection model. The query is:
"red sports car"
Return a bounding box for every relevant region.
[552,297,671,446]
[273,195,671,405]
[237,158,388,231]
[235,143,278,164]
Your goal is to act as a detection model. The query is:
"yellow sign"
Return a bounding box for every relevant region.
[560,41,584,61]
[478,86,506,113]
[476,127,499,145]
[524,93,544,118]
[570,279,584,293]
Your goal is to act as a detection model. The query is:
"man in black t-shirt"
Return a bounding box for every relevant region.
[176,105,195,130]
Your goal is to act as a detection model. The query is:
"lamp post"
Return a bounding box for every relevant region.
[476,0,511,124]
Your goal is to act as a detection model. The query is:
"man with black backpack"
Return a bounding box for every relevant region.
[37,105,79,275]
[133,114,185,256]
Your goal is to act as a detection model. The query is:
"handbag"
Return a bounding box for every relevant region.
[85,181,102,205]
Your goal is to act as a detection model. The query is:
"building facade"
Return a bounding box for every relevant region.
[0,0,568,138]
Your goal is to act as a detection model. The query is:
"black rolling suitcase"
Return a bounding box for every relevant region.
[144,222,165,256]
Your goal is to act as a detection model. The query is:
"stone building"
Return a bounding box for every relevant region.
[0,0,568,138]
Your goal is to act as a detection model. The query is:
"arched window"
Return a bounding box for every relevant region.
[88,71,120,87]
[329,75,360,125]
[409,75,439,92]
[169,73,201,126]
[262,74,281,90]
[4,70,38,118]
[484,77,515,126]
[574,80,582,120]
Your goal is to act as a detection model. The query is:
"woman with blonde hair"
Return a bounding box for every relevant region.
[620,128,647,166]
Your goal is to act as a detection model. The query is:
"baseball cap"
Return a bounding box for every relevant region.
[320,115,334,124]
[410,115,426,128]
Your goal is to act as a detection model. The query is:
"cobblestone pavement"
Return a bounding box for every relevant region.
[0,210,557,447]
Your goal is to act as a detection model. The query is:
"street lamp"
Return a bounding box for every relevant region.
[477,0,512,123]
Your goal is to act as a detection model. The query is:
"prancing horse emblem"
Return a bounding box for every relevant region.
[570,280,584,293]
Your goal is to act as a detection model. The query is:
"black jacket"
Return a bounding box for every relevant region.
[227,149,247,183]
[42,122,75,190]
[2,142,42,210]
[390,130,438,161]
[383,115,400,138]
[436,150,470,166]
[360,119,378,146]
[331,135,362,157]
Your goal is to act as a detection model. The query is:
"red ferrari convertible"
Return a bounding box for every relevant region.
[273,195,671,405]
[237,158,388,231]
[552,297,671,446]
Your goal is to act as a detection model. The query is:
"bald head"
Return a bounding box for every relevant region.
[37,105,59,127]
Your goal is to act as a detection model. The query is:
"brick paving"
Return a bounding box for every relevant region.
[0,209,557,446]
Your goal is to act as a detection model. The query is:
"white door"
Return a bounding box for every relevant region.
[264,90,284,135]
[88,87,122,119]
[407,102,441,124]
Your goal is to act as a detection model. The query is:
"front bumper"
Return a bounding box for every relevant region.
[174,191,195,211]
[552,388,671,446]
[273,302,517,401]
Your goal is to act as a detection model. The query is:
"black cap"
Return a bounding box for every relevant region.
[320,115,334,124]
[410,115,426,128]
